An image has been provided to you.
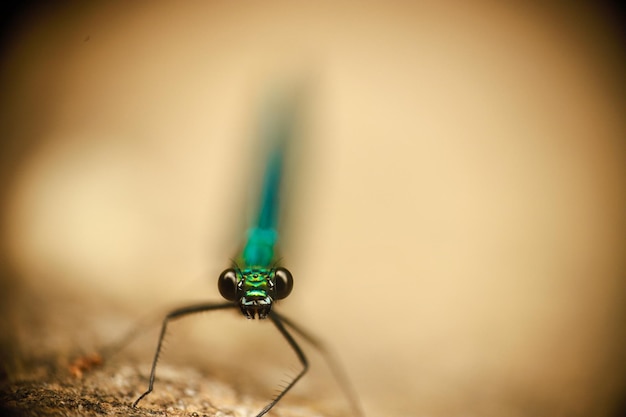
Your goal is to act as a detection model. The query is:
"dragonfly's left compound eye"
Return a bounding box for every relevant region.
[274,267,293,300]
[218,268,238,301]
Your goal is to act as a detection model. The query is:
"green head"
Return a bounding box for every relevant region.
[218,266,293,319]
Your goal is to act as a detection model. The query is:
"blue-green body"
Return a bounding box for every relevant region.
[230,94,296,319]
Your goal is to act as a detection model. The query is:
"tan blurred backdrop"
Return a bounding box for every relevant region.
[1,2,624,416]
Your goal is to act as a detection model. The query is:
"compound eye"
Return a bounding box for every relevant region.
[218,268,238,301]
[274,267,293,300]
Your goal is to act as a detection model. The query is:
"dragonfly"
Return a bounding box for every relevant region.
[132,90,363,417]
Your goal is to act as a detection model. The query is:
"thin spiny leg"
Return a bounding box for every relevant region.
[132,302,236,408]
[272,311,365,417]
[255,312,309,417]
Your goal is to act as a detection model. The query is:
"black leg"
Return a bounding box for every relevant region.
[271,311,365,417]
[132,302,236,408]
[255,312,309,417]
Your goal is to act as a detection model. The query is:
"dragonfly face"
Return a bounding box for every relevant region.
[218,266,293,319]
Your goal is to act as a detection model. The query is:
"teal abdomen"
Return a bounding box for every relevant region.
[242,227,278,266]
[240,90,291,268]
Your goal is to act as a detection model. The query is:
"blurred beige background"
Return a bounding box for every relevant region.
[1,2,624,416]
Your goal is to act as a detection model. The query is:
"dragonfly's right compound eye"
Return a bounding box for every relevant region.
[218,268,239,301]
[274,267,293,300]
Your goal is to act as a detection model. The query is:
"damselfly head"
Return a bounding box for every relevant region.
[217,266,294,319]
